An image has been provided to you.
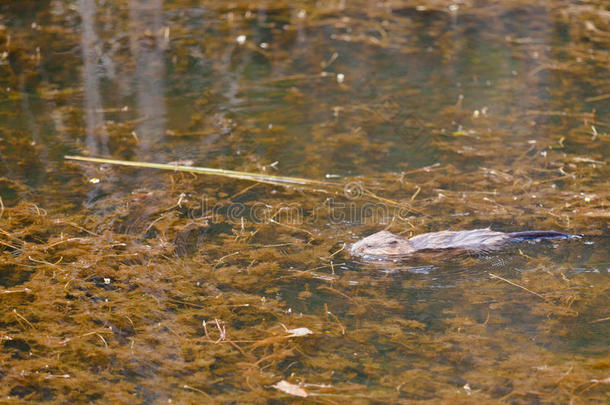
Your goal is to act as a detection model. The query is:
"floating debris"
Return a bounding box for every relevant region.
[272,380,308,397]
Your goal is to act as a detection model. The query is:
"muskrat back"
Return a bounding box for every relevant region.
[350,228,572,259]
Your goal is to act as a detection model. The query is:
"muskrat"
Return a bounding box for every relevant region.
[350,228,574,259]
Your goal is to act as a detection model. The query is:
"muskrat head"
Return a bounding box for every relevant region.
[350,230,415,258]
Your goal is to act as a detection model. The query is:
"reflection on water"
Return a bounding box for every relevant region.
[78,0,109,156]
[0,1,608,403]
[129,0,166,156]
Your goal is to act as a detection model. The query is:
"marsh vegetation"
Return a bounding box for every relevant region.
[0,0,608,403]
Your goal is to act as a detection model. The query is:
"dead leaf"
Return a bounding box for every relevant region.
[283,326,313,337]
[272,380,308,397]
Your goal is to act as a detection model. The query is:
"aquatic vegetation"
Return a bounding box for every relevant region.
[0,0,608,403]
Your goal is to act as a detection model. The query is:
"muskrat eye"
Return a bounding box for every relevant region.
[389,240,398,245]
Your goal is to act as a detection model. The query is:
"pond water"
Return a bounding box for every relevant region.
[0,1,608,403]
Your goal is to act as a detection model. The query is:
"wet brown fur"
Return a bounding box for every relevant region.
[350,228,569,259]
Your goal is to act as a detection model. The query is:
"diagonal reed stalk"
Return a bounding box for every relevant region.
[65,155,340,187]
[64,155,416,211]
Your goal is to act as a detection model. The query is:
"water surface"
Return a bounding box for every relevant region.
[0,1,608,403]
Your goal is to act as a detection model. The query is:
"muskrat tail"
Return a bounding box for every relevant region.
[507,230,577,240]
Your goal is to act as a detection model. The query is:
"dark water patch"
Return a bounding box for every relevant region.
[3,338,31,359]
[0,264,34,288]
[0,0,608,403]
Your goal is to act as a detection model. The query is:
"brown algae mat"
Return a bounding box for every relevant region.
[0,0,609,403]
[1,157,608,403]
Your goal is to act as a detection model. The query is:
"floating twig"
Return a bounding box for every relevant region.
[183,384,213,399]
[13,309,35,329]
[65,155,340,188]
[489,272,545,300]
[64,155,420,213]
